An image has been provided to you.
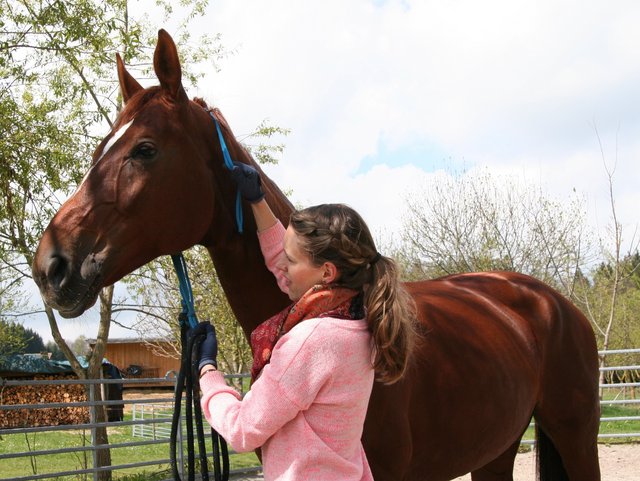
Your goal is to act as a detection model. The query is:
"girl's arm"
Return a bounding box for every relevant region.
[252,199,289,295]
[250,199,278,233]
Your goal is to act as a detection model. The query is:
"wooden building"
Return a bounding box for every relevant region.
[88,338,180,387]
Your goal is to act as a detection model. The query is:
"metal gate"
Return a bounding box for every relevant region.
[0,373,260,481]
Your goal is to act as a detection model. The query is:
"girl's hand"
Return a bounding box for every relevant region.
[230,162,265,203]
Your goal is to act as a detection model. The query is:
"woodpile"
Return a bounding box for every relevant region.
[0,375,89,428]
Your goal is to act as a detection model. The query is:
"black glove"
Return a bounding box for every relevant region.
[229,161,265,203]
[197,322,218,370]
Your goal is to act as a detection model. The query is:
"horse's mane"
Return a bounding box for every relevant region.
[193,97,209,109]
[192,97,258,170]
[192,97,234,134]
[191,97,293,219]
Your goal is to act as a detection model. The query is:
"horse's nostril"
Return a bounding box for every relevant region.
[46,255,69,291]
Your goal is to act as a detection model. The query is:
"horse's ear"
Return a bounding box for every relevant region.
[153,29,188,103]
[116,53,143,104]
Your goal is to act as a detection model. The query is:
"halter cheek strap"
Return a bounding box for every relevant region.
[208,110,244,234]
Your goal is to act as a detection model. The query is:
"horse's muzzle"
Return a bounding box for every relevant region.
[32,248,102,318]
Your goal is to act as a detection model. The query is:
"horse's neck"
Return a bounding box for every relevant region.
[204,198,291,338]
[203,153,293,340]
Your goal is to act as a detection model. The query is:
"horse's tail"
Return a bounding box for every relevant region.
[535,424,569,481]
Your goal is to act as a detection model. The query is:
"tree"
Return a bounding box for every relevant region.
[45,339,65,361]
[1,1,225,478]
[0,320,26,359]
[21,325,46,353]
[0,320,45,355]
[401,168,591,296]
[571,139,640,389]
[70,335,89,357]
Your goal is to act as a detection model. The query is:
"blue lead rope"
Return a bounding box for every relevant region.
[170,109,243,479]
[172,111,244,329]
[171,253,198,329]
[170,251,230,481]
[210,111,244,234]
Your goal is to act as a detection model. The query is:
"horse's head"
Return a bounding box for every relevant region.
[32,30,238,317]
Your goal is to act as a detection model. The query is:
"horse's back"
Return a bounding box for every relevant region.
[364,271,599,481]
[408,271,597,366]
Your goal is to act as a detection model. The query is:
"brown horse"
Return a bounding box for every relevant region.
[32,30,600,481]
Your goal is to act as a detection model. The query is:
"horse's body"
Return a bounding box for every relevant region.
[32,30,600,480]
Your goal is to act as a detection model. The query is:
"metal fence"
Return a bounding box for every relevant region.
[0,373,261,481]
[597,348,640,440]
[1,349,639,481]
[516,347,640,445]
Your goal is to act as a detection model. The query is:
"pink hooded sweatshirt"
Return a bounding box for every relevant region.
[200,220,375,481]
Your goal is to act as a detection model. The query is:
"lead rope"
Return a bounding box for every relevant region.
[168,108,240,479]
[170,253,229,481]
[209,110,244,234]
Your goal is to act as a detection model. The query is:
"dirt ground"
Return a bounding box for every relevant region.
[233,444,640,480]
[454,443,640,480]
[222,444,640,480]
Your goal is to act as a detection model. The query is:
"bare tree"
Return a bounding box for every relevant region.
[573,131,640,392]
[402,168,591,296]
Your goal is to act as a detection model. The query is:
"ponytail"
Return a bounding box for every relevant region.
[290,204,418,385]
[365,255,417,384]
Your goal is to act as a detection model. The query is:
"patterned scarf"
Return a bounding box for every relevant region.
[250,285,363,381]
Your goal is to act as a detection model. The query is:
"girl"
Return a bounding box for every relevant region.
[198,162,417,481]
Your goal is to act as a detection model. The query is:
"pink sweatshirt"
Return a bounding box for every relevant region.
[200,221,375,481]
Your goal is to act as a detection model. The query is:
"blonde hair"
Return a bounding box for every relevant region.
[289,204,417,384]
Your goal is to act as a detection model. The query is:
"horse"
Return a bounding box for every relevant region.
[32,30,601,481]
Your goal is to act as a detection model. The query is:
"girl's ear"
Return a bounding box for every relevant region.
[321,262,339,284]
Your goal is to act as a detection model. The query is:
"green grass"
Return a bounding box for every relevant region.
[599,403,640,440]
[1,395,637,479]
[519,402,640,444]
[0,424,260,480]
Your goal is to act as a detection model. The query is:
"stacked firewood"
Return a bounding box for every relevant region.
[0,375,89,428]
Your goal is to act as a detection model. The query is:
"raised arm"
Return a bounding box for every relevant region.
[229,162,289,294]
[251,199,278,233]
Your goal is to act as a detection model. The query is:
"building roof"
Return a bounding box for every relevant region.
[0,354,82,376]
[0,354,111,377]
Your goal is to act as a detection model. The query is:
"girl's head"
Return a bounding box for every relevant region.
[288,204,417,384]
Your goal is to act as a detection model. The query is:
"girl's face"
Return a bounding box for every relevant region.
[282,226,336,301]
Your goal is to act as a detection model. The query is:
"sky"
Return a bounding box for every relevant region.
[193,0,639,241]
[23,0,640,343]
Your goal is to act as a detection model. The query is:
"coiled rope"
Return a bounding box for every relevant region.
[169,253,229,481]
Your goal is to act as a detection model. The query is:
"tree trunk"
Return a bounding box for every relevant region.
[87,381,113,481]
[44,284,115,481]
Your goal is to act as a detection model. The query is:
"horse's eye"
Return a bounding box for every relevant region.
[132,143,157,161]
